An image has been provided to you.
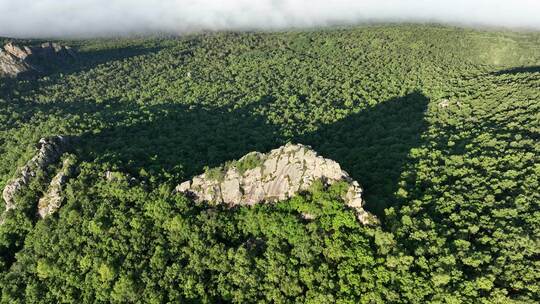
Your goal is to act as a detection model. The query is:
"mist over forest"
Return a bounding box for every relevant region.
[1,0,540,38]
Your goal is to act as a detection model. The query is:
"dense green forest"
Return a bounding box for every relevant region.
[0,25,539,303]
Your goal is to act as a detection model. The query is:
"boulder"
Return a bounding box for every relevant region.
[176,143,377,225]
[438,99,450,108]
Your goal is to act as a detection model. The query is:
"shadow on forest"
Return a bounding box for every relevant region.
[46,45,165,76]
[1,45,165,88]
[77,100,285,180]
[0,98,143,135]
[78,92,428,216]
[300,92,429,215]
[491,65,540,76]
[0,45,167,101]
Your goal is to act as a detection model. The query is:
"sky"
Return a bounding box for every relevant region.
[1,0,539,38]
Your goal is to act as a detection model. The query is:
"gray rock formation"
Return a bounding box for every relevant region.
[176,143,376,225]
[0,41,76,77]
[2,136,72,212]
[37,156,76,218]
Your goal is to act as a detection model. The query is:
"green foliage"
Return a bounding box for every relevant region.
[203,152,264,179]
[0,25,539,303]
[203,165,226,182]
[235,152,264,174]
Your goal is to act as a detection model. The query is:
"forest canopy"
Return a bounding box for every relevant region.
[0,25,539,303]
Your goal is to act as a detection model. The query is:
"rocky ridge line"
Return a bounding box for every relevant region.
[0,41,76,78]
[1,136,72,223]
[37,156,76,218]
[176,143,377,225]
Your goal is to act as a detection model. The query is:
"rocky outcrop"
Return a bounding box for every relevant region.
[176,143,376,225]
[0,41,76,77]
[2,136,72,212]
[0,49,31,77]
[37,156,76,218]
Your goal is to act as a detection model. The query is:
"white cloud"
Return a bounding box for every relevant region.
[1,0,539,38]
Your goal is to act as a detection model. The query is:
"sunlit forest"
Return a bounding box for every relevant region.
[0,25,539,303]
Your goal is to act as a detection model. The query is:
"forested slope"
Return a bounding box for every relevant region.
[0,25,539,303]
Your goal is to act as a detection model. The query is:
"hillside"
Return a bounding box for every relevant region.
[0,25,539,303]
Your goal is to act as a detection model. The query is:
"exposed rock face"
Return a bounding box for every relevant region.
[2,136,72,212]
[37,157,75,218]
[4,42,33,60]
[176,143,376,224]
[0,41,76,77]
[0,49,31,77]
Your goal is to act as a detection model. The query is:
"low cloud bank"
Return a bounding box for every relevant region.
[1,0,539,38]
